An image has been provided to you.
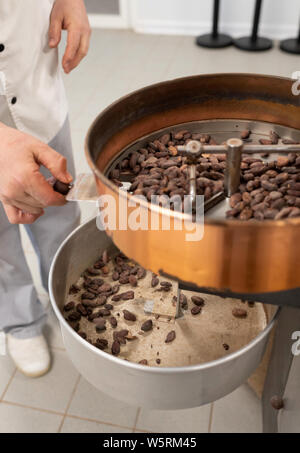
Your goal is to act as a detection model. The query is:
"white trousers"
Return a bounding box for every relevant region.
[0,117,80,338]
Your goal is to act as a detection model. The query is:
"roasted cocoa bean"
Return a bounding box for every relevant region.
[141,320,153,332]
[277,156,290,168]
[191,296,205,306]
[270,131,280,144]
[139,359,148,365]
[113,330,129,345]
[112,271,119,281]
[191,306,202,315]
[109,317,118,328]
[128,275,138,287]
[87,267,100,276]
[269,191,282,200]
[242,192,252,204]
[160,281,172,288]
[261,180,278,192]
[94,338,108,350]
[263,208,279,219]
[123,310,136,321]
[259,139,273,145]
[232,308,247,318]
[289,207,300,218]
[76,304,87,316]
[272,198,285,210]
[119,291,134,301]
[64,301,75,311]
[68,312,81,321]
[111,340,120,355]
[179,293,188,309]
[275,207,293,219]
[119,275,129,284]
[240,207,253,220]
[88,312,101,322]
[98,308,111,317]
[81,292,95,300]
[69,284,80,295]
[151,276,159,287]
[254,210,265,220]
[165,330,176,343]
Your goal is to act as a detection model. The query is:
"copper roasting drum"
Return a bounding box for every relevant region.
[85,74,300,294]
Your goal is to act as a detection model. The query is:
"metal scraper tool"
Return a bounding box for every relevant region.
[53,173,224,212]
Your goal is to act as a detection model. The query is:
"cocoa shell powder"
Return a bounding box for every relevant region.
[64,251,268,367]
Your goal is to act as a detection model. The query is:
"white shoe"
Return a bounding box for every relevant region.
[7,334,51,378]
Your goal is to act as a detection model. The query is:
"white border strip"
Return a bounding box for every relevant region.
[132,19,298,39]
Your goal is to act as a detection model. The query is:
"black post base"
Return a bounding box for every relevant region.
[280,38,300,54]
[234,36,273,51]
[196,33,232,49]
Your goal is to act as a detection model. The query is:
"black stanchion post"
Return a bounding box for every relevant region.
[234,0,273,51]
[196,0,232,49]
[280,19,300,54]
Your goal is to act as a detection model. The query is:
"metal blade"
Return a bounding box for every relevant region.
[66,174,99,202]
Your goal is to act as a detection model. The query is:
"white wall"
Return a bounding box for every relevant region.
[129,0,300,38]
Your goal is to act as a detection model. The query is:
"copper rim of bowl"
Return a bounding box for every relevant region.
[84,73,300,229]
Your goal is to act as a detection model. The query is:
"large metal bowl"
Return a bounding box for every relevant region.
[85,73,300,294]
[49,218,279,409]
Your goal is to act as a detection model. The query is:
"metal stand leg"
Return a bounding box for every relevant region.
[196,0,232,49]
[262,306,300,433]
[280,19,300,54]
[234,0,273,52]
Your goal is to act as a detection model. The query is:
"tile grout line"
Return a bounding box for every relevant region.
[61,413,142,432]
[131,407,141,433]
[1,400,136,432]
[1,400,65,417]
[57,374,81,433]
[134,427,154,434]
[0,367,17,402]
[208,403,214,433]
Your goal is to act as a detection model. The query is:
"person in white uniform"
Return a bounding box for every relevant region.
[0,0,91,377]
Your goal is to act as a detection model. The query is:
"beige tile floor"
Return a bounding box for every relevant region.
[2,29,299,433]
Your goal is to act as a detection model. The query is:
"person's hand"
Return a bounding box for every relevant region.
[0,123,73,224]
[48,0,91,74]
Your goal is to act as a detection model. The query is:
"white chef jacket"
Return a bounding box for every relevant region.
[0,0,68,143]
